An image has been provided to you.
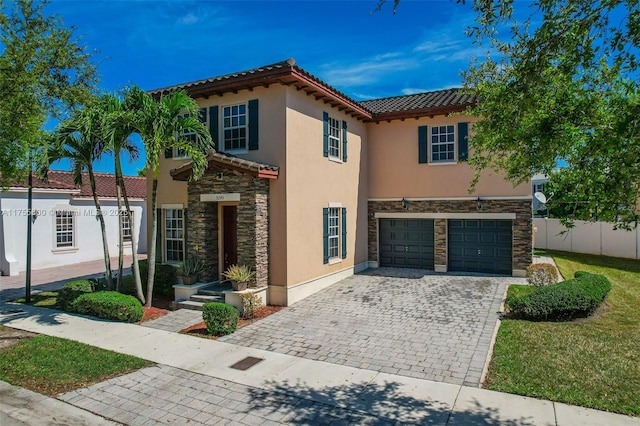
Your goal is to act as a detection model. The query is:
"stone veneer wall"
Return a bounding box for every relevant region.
[187,166,270,287]
[368,199,532,273]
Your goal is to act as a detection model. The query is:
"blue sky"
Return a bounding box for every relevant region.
[46,0,484,175]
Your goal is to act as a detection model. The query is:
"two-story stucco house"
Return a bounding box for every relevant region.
[149,58,532,306]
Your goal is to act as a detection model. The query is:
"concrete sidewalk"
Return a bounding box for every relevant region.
[0,380,118,426]
[1,303,638,426]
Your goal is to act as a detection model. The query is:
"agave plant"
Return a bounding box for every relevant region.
[222,265,255,291]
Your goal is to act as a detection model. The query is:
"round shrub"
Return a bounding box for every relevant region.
[509,272,612,321]
[58,279,94,310]
[202,302,239,336]
[70,291,143,323]
[526,263,559,286]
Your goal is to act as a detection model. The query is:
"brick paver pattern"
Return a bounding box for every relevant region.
[221,268,525,387]
[141,309,203,332]
[60,364,400,425]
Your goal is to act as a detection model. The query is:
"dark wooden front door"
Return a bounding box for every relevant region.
[223,205,238,272]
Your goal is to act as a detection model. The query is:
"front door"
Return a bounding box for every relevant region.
[222,205,238,272]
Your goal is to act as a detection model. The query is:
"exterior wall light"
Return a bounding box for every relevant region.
[402,198,407,210]
[477,197,484,210]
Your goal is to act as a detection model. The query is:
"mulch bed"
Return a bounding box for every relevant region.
[140,306,169,323]
[180,305,282,339]
[0,326,38,350]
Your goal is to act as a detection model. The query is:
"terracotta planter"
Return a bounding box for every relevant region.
[182,275,197,285]
[231,280,247,291]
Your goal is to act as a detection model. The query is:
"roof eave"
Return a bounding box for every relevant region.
[366,103,476,123]
[148,67,372,121]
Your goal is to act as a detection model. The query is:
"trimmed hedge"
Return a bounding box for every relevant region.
[70,291,144,323]
[202,302,239,336]
[58,279,94,310]
[508,271,612,321]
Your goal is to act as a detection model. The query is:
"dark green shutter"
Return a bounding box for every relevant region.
[418,126,428,164]
[323,208,329,264]
[183,208,188,261]
[341,207,347,259]
[155,208,162,262]
[248,99,259,150]
[458,122,469,161]
[164,148,173,158]
[342,120,348,162]
[209,106,219,150]
[323,112,329,157]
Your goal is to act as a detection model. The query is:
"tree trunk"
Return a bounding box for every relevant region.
[88,167,113,288]
[115,166,124,292]
[145,178,159,307]
[118,158,145,304]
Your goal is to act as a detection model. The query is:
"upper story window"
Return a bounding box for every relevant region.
[418,122,468,165]
[431,125,456,163]
[328,117,341,160]
[173,113,197,158]
[223,103,247,153]
[323,112,348,162]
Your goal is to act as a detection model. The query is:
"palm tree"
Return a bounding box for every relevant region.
[100,93,143,300]
[123,87,211,307]
[46,103,114,287]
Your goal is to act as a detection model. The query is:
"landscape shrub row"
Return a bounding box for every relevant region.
[58,279,144,323]
[69,291,143,323]
[508,271,611,321]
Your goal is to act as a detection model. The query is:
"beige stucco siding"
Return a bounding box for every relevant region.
[146,86,288,285]
[367,116,530,198]
[284,87,368,287]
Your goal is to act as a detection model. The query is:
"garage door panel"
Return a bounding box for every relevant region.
[379,219,434,269]
[449,219,512,274]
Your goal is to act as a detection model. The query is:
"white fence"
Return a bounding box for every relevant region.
[533,218,640,260]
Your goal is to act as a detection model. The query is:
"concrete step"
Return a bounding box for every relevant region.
[197,289,226,296]
[190,294,224,303]
[177,300,205,311]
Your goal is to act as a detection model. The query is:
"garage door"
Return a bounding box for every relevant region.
[448,219,512,274]
[379,219,434,269]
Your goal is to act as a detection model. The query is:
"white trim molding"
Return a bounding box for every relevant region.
[374,212,517,220]
[161,203,184,209]
[268,261,368,306]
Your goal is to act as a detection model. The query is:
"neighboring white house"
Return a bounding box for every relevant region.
[532,173,549,213]
[0,171,147,276]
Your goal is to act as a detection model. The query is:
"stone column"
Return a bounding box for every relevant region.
[434,218,448,272]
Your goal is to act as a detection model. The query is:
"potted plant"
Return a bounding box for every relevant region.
[223,264,255,291]
[178,257,206,285]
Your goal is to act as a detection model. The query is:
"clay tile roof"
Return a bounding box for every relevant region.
[170,151,279,181]
[10,170,146,199]
[148,59,295,96]
[359,88,476,116]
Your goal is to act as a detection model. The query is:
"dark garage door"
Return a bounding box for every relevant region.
[448,219,512,274]
[379,219,434,269]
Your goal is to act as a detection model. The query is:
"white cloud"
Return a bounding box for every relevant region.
[177,13,200,25]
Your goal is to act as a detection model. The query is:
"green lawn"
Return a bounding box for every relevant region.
[487,250,640,416]
[14,291,60,308]
[0,334,151,395]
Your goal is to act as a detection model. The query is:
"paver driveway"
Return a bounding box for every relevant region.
[220,268,526,387]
